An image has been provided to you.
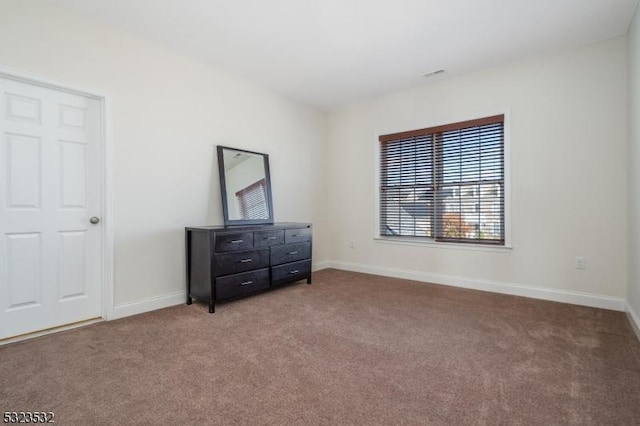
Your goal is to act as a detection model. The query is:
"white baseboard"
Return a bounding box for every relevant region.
[626,303,640,341]
[111,263,329,320]
[325,261,626,312]
[313,260,332,271]
[112,291,185,320]
[109,262,629,320]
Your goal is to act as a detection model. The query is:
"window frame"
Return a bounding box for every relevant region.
[374,111,512,250]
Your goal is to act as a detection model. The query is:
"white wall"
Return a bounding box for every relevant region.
[327,37,628,304]
[628,5,640,327]
[0,1,328,309]
[0,1,633,318]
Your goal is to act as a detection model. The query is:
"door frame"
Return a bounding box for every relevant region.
[0,64,115,321]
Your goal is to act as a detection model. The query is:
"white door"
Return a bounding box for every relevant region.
[0,77,103,339]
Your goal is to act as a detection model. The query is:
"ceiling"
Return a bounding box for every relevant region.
[49,0,638,110]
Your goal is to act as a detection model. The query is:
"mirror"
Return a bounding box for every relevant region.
[217,145,274,226]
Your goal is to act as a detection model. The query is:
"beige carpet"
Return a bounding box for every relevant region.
[1,269,639,425]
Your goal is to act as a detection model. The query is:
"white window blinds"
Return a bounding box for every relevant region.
[236,179,269,220]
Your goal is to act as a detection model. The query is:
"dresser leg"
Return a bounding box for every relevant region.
[307,276,312,284]
[187,296,192,305]
[209,300,215,313]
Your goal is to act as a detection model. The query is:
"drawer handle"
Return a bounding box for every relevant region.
[289,270,300,274]
[265,236,277,240]
[288,251,298,255]
[240,281,253,286]
[230,239,243,244]
[239,259,253,263]
[291,234,298,237]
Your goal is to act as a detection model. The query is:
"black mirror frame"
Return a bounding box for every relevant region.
[217,145,275,226]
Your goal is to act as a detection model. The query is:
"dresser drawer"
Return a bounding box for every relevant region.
[254,230,285,248]
[285,227,311,244]
[272,259,311,284]
[215,232,253,252]
[216,268,270,300]
[214,249,269,276]
[271,242,311,266]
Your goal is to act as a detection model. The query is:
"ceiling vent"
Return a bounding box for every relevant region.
[423,69,445,77]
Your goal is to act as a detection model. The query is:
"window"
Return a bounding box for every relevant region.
[379,115,504,245]
[236,178,268,219]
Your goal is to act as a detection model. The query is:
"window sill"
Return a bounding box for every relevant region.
[374,236,513,252]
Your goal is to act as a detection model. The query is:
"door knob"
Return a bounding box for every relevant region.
[90,216,101,224]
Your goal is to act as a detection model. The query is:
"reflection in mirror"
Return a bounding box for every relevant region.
[217,146,274,225]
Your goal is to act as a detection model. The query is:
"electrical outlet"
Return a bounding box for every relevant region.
[349,240,356,249]
[575,256,586,270]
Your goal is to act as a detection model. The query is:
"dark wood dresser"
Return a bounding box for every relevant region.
[185,222,312,313]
